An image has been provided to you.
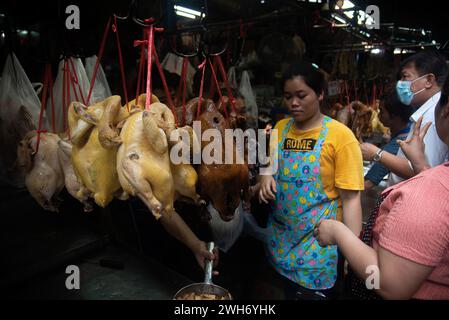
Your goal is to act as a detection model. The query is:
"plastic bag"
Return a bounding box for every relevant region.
[208,202,244,253]
[50,57,91,133]
[227,66,238,89]
[0,52,48,187]
[84,55,112,104]
[239,70,258,128]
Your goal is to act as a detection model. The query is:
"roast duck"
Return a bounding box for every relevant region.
[181,97,250,222]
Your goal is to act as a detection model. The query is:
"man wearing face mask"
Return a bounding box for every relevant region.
[360,51,449,186]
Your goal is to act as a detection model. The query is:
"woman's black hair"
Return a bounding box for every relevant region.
[437,72,449,113]
[398,50,449,87]
[281,61,327,96]
[381,89,413,123]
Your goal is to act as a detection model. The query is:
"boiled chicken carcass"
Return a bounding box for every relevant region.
[116,103,175,219]
[16,131,64,212]
[68,96,125,208]
[57,139,94,212]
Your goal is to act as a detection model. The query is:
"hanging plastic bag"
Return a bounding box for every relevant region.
[239,70,258,128]
[0,52,48,187]
[227,66,238,89]
[84,55,112,104]
[208,202,244,253]
[50,57,91,133]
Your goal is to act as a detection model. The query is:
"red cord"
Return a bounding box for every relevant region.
[48,64,56,133]
[87,16,111,105]
[196,59,207,120]
[62,60,67,132]
[215,55,236,114]
[144,25,154,110]
[152,45,178,125]
[68,58,86,105]
[208,58,218,101]
[113,16,129,110]
[208,58,227,118]
[136,31,146,102]
[36,65,50,154]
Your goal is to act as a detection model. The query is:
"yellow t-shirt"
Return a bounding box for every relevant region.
[271,117,364,220]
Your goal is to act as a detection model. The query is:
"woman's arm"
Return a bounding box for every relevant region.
[338,189,362,236]
[315,220,433,299]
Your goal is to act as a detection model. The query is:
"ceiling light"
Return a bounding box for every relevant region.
[175,10,196,19]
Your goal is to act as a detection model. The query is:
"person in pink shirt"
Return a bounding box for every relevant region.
[314,75,449,300]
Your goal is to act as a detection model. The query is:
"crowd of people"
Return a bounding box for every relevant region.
[259,51,449,300]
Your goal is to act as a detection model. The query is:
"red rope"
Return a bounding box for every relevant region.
[67,62,81,103]
[181,62,188,126]
[62,60,67,133]
[208,58,227,118]
[152,45,178,125]
[215,55,236,114]
[196,59,207,120]
[66,60,72,139]
[35,65,50,154]
[372,83,377,106]
[113,16,129,110]
[87,16,111,105]
[136,31,146,102]
[208,58,218,100]
[145,25,154,110]
[68,58,87,105]
[48,64,56,133]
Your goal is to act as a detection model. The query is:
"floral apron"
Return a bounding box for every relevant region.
[267,116,338,290]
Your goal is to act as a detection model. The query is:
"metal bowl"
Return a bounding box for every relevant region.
[173,282,232,300]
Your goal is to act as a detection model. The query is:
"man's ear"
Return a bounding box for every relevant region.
[426,74,436,88]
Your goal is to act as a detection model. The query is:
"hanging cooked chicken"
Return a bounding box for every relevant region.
[16,131,64,212]
[116,103,176,219]
[68,95,125,208]
[57,139,94,212]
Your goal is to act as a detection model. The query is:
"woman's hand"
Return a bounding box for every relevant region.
[397,116,432,174]
[314,219,342,247]
[259,175,277,204]
[360,142,381,161]
[193,241,220,276]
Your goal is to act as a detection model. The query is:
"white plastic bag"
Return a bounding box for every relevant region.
[239,70,258,128]
[227,66,238,89]
[0,53,48,187]
[84,55,112,104]
[208,202,244,253]
[50,57,91,133]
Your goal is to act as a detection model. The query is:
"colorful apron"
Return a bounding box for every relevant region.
[267,116,339,290]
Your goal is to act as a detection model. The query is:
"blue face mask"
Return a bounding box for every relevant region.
[396,74,428,106]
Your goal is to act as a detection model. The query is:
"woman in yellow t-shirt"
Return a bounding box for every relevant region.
[259,62,363,299]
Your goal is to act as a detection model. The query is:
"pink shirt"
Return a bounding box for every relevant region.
[373,163,449,300]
